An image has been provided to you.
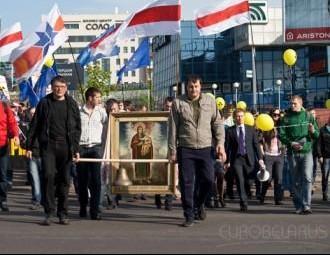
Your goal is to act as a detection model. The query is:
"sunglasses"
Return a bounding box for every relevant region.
[273,113,280,117]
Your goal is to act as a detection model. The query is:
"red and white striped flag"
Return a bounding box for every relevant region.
[117,0,181,41]
[195,0,250,36]
[0,23,23,57]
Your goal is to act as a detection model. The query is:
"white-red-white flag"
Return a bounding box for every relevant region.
[0,23,23,57]
[195,0,250,36]
[117,0,181,41]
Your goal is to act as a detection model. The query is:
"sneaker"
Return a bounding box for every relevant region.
[91,214,102,221]
[295,208,303,214]
[41,215,53,226]
[59,216,70,225]
[219,198,226,208]
[0,202,9,212]
[301,208,312,215]
[30,203,41,210]
[182,219,194,227]
[194,205,206,221]
[275,201,284,205]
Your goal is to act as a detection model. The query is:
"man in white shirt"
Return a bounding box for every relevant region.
[77,87,108,220]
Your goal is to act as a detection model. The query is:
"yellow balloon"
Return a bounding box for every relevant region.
[216,97,226,110]
[44,57,54,68]
[256,114,274,131]
[236,101,247,110]
[283,49,297,66]
[326,99,330,109]
[244,112,255,126]
[206,92,215,99]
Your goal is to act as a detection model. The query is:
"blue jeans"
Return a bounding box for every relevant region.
[29,157,42,203]
[321,158,330,194]
[0,146,9,202]
[288,151,313,211]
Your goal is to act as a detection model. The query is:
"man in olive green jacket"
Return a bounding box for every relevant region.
[168,75,226,227]
[279,95,319,215]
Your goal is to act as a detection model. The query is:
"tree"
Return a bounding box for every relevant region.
[85,63,114,96]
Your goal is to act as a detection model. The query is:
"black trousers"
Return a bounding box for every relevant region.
[177,147,214,220]
[0,145,8,202]
[40,140,71,217]
[233,155,253,206]
[77,146,102,217]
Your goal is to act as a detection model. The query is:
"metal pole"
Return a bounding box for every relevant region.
[235,88,238,103]
[251,45,257,109]
[278,87,281,110]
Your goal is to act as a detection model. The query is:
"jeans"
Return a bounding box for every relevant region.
[29,157,42,203]
[261,155,284,202]
[0,146,8,202]
[177,147,214,220]
[288,151,313,211]
[321,158,330,194]
[77,145,102,217]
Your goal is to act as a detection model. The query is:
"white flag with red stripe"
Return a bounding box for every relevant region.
[0,23,23,57]
[117,0,181,41]
[195,0,250,36]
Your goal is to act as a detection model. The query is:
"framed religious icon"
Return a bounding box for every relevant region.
[108,111,176,195]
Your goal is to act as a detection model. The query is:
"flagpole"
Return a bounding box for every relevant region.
[67,40,86,104]
[249,18,258,111]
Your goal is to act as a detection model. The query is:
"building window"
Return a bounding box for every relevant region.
[124,72,129,77]
[65,24,79,29]
[131,47,135,53]
[132,71,136,77]
[68,35,96,43]
[123,47,128,53]
[124,59,128,64]
[116,59,121,65]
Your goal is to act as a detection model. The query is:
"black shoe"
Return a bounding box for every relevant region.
[182,219,194,227]
[259,197,265,205]
[59,216,70,225]
[79,208,87,218]
[275,201,283,205]
[214,199,220,208]
[219,198,226,208]
[323,193,328,201]
[155,195,162,209]
[164,201,172,211]
[197,205,206,221]
[240,205,248,212]
[91,214,102,220]
[0,202,9,212]
[205,199,214,209]
[140,194,147,200]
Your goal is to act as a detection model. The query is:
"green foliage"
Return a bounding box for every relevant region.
[85,63,113,96]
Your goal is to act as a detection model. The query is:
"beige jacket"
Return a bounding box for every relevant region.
[168,93,225,155]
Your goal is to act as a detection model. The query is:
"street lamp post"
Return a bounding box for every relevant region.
[233,82,240,105]
[212,83,218,96]
[276,79,282,110]
[173,85,177,98]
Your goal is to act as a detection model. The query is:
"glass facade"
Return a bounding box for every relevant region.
[152,20,330,110]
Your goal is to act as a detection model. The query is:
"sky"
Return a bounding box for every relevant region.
[1,0,282,35]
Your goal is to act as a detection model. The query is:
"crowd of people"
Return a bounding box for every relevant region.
[0,74,329,228]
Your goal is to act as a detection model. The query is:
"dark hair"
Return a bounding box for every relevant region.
[85,87,101,101]
[164,96,174,103]
[307,106,315,112]
[270,108,280,115]
[105,98,118,108]
[50,75,67,86]
[186,74,202,85]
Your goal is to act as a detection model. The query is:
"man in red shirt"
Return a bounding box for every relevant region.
[0,100,19,212]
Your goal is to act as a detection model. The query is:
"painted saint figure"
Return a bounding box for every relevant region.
[130,125,153,182]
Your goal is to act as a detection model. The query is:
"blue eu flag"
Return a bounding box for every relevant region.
[117,38,150,83]
[19,78,39,107]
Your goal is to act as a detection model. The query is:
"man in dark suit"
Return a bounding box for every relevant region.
[225,108,264,212]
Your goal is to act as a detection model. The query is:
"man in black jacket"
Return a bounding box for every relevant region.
[317,115,330,201]
[27,76,81,225]
[225,108,264,212]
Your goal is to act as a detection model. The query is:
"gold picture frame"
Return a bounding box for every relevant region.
[108,111,176,195]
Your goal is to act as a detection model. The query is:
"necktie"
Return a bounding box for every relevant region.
[239,126,246,155]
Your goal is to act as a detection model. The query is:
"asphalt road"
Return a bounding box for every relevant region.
[1,173,330,253]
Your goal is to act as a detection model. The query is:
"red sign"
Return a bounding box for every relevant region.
[285,27,330,42]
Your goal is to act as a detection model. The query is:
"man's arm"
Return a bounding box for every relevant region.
[168,100,179,162]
